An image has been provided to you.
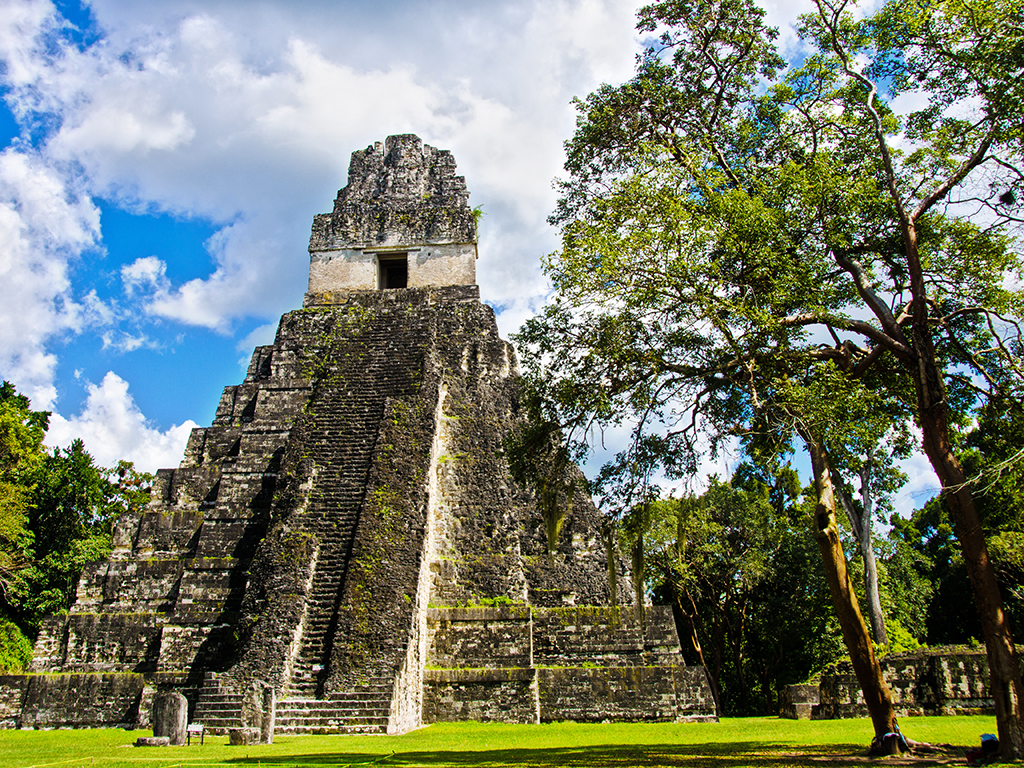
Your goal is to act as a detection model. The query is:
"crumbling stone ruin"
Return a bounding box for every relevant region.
[0,135,714,734]
[780,648,992,720]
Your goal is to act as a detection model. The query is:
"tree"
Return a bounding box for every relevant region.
[894,399,1024,644]
[0,382,152,638]
[0,382,49,671]
[517,0,1024,754]
[0,382,48,612]
[10,444,152,629]
[637,468,838,716]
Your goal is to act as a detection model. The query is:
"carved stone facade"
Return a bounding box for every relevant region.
[0,136,713,734]
[308,135,477,294]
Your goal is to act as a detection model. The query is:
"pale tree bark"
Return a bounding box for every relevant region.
[835,457,889,649]
[804,432,896,740]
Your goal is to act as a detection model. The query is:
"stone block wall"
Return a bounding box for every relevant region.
[0,285,712,733]
[424,668,539,724]
[421,604,715,725]
[538,666,713,722]
[533,606,680,667]
[0,676,28,728]
[780,648,992,719]
[5,673,147,729]
[427,606,533,669]
[308,135,478,294]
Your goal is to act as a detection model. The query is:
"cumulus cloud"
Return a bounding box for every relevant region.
[0,147,104,409]
[2,1,641,339]
[46,371,197,471]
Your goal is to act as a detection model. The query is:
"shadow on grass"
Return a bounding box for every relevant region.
[224,740,954,768]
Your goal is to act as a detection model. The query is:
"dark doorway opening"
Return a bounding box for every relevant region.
[378,255,408,289]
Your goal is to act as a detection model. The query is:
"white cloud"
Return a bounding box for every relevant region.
[0,0,643,461]
[121,255,169,296]
[2,0,645,335]
[236,321,278,355]
[0,147,104,408]
[46,371,196,471]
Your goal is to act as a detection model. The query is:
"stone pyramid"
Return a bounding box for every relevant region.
[0,135,713,734]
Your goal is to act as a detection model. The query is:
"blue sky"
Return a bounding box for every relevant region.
[0,0,651,469]
[1,0,938,509]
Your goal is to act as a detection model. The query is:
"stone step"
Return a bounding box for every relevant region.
[275,723,387,735]
[276,706,390,719]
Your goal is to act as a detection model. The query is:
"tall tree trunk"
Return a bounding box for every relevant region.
[860,537,888,648]
[836,465,888,648]
[804,433,896,739]
[673,588,723,718]
[857,460,889,649]
[911,334,1024,759]
[631,530,646,631]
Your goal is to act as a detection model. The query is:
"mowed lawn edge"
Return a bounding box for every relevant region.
[0,716,1006,768]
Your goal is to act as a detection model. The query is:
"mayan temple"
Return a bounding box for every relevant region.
[0,135,714,735]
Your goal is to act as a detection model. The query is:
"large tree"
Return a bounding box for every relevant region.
[0,382,152,643]
[516,0,1024,755]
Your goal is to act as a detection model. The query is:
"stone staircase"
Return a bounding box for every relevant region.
[269,306,428,732]
[193,673,243,735]
[285,393,389,700]
[275,678,394,734]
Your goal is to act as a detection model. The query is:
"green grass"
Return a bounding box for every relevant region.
[0,717,1008,768]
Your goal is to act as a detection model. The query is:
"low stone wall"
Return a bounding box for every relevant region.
[538,665,715,723]
[427,606,532,668]
[423,668,538,723]
[423,604,716,724]
[1,673,148,729]
[532,606,679,667]
[0,676,29,728]
[780,648,991,720]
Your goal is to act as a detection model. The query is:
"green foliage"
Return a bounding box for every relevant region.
[518,0,1024,508]
[877,535,934,643]
[636,466,843,716]
[0,382,49,613]
[0,382,152,636]
[516,0,1024,737]
[0,616,32,673]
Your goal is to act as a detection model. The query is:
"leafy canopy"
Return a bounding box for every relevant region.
[516,0,1024,502]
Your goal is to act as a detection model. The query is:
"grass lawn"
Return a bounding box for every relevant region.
[0,716,1006,768]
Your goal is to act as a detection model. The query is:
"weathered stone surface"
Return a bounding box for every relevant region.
[424,668,538,724]
[780,648,992,719]
[16,673,146,729]
[0,135,709,734]
[153,691,188,746]
[135,736,170,747]
[0,675,28,729]
[537,666,715,723]
[308,135,477,294]
[421,604,714,725]
[228,727,260,746]
[779,683,819,720]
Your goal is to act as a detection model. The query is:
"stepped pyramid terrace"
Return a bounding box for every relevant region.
[0,135,715,735]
